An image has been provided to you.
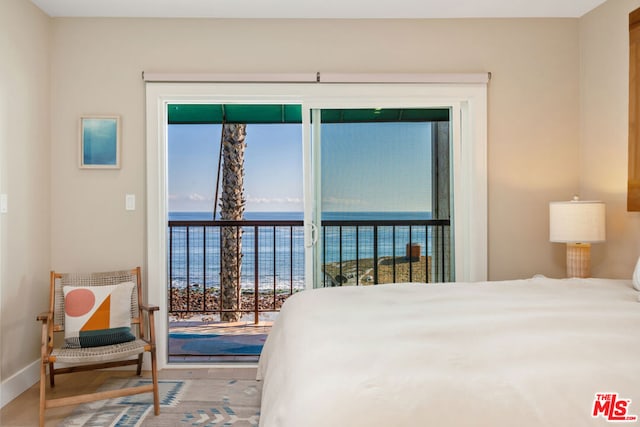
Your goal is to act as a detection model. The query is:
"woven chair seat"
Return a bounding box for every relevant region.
[51,338,149,364]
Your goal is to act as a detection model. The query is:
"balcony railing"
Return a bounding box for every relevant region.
[321,219,451,286]
[167,218,451,322]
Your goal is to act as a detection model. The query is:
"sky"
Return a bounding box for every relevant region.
[168,115,432,214]
[321,122,431,212]
[168,123,303,213]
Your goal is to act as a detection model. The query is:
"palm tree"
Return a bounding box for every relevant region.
[219,123,247,322]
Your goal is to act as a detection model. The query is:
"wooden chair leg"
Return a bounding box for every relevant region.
[151,351,160,415]
[39,363,46,427]
[136,354,143,376]
[48,362,55,387]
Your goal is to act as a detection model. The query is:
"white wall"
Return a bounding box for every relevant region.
[49,18,581,281]
[580,0,640,278]
[0,0,51,402]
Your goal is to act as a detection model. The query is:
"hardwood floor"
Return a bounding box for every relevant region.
[0,367,258,427]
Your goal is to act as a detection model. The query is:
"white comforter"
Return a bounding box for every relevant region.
[257,277,640,426]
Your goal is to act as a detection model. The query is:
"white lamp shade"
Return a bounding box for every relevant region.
[549,200,606,243]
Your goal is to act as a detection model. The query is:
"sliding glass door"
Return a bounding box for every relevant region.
[146,80,487,368]
[309,107,453,288]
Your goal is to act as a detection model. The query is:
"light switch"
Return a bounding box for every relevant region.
[0,194,6,213]
[125,194,135,211]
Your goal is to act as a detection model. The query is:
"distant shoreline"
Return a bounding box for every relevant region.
[168,211,432,221]
[168,251,432,291]
[169,287,292,320]
[168,254,432,322]
[168,212,436,293]
[323,254,431,286]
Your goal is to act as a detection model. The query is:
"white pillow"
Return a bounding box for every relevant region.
[633,257,640,291]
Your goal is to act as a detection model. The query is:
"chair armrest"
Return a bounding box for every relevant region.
[38,311,54,359]
[138,304,159,345]
[37,311,52,323]
[140,304,159,312]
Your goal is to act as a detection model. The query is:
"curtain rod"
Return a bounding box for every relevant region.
[142,71,491,84]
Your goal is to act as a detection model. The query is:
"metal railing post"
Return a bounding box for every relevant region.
[273,226,277,310]
[355,227,359,286]
[392,226,396,283]
[408,226,413,283]
[202,226,207,310]
[186,227,191,312]
[339,226,343,286]
[373,226,378,284]
[169,225,174,312]
[254,225,259,325]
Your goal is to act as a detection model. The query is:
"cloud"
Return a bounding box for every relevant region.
[170,193,304,211]
[322,196,366,206]
[246,196,302,204]
[169,193,210,201]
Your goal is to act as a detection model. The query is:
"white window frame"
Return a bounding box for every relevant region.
[145,81,487,369]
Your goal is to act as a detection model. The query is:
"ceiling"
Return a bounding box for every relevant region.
[30,0,607,19]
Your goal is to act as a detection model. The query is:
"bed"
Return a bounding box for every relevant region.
[257,277,640,426]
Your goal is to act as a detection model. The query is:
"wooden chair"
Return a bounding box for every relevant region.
[37,267,159,427]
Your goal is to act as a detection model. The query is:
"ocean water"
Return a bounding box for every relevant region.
[168,211,433,290]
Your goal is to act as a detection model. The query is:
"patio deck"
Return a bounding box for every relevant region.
[168,316,273,363]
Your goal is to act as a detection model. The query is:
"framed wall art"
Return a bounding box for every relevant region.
[79,115,121,169]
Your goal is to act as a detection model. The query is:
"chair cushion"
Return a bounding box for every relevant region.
[63,281,136,348]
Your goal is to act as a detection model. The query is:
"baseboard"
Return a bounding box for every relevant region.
[1,359,40,408]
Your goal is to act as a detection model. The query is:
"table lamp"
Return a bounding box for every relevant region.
[549,196,606,278]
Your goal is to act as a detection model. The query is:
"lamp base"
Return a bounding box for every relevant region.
[566,243,591,278]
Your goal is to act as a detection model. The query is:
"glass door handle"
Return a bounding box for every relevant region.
[306,222,318,248]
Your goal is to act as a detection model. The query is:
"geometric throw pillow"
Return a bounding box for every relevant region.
[63,281,136,348]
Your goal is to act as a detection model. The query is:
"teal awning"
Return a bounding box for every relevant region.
[168,104,449,124]
[320,108,449,123]
[168,104,302,124]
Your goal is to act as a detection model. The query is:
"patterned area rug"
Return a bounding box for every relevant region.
[59,377,261,426]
